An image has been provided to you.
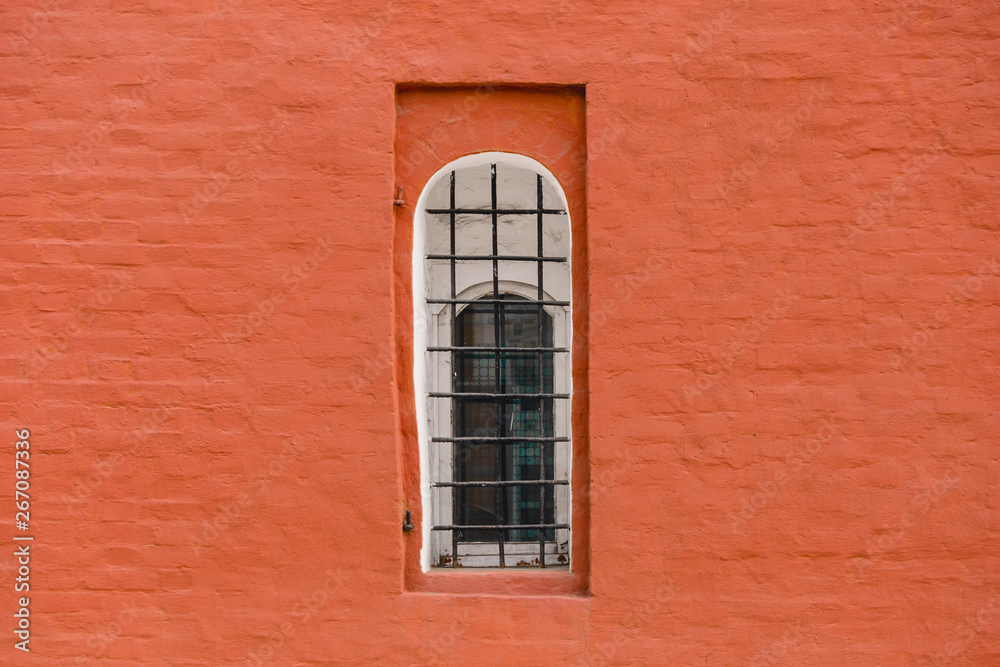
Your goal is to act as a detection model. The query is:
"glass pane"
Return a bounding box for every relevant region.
[454,295,555,543]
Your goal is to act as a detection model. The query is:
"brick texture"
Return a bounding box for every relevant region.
[2,0,999,665]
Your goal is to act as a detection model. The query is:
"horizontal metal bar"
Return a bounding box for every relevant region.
[427,346,569,353]
[432,524,570,531]
[429,392,569,399]
[426,208,566,215]
[427,298,569,306]
[426,254,567,263]
[431,436,569,443]
[433,480,569,488]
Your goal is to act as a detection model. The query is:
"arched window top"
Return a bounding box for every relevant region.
[418,152,570,212]
[415,153,572,312]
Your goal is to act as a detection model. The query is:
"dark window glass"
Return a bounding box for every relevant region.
[454,294,555,543]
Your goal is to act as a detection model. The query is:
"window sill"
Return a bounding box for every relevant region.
[406,566,586,597]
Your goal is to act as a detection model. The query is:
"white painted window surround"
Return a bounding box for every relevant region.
[413,152,573,570]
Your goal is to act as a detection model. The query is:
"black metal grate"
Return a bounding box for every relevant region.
[427,164,571,568]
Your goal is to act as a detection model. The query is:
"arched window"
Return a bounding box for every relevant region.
[414,153,572,569]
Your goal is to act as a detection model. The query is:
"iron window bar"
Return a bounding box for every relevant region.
[434,480,569,487]
[426,207,566,215]
[426,254,567,262]
[491,163,506,567]
[429,164,570,569]
[432,436,569,442]
[534,172,548,567]
[428,346,568,353]
[430,392,569,399]
[428,298,569,306]
[433,524,570,531]
[448,170,460,566]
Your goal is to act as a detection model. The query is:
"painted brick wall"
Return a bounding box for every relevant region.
[2,1,999,664]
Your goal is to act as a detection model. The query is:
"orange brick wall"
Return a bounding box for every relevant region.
[2,1,999,664]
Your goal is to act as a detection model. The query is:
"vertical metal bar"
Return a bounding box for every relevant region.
[491,163,505,567]
[536,174,546,568]
[449,170,459,568]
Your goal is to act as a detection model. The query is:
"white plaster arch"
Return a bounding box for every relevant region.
[413,152,573,571]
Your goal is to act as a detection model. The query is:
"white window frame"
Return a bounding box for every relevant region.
[413,152,573,571]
